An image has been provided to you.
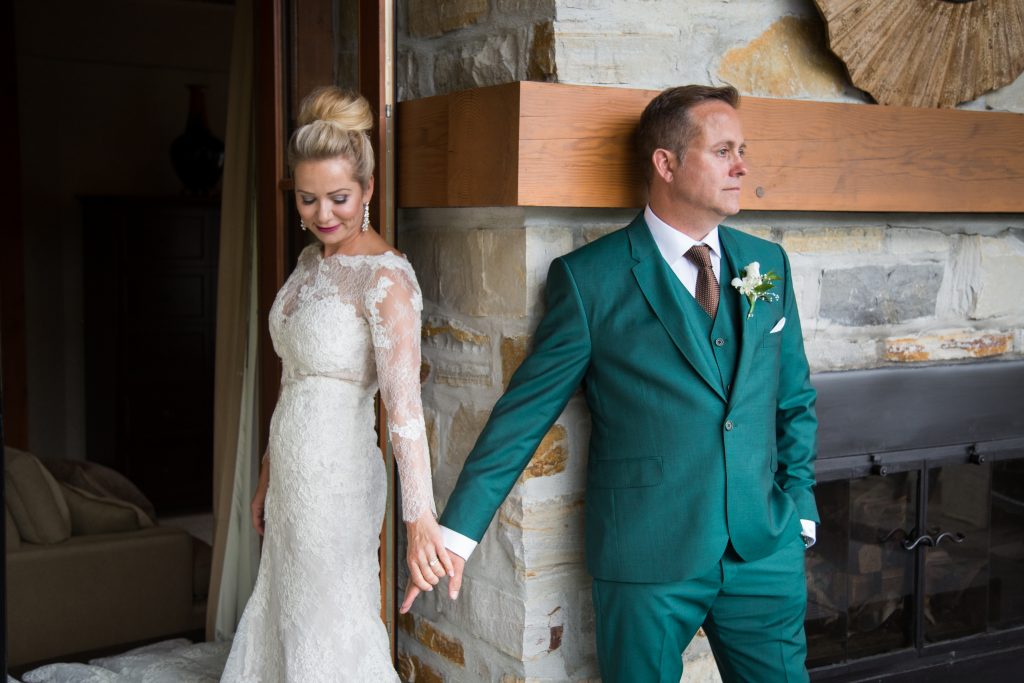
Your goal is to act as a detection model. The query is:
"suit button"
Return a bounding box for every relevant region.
[715,337,726,347]
[724,420,734,431]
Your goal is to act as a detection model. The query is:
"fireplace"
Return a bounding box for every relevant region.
[806,360,1024,680]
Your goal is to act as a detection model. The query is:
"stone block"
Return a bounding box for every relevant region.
[526,227,576,318]
[681,651,723,682]
[520,425,568,481]
[884,329,1013,363]
[717,16,847,99]
[582,225,621,244]
[404,227,527,317]
[423,406,441,471]
[397,652,445,683]
[803,337,879,372]
[422,315,492,387]
[886,228,950,255]
[496,0,556,14]
[819,265,943,325]
[972,234,1024,319]
[781,227,885,255]
[450,404,490,469]
[500,493,586,572]
[396,47,430,101]
[528,20,557,82]
[455,576,528,658]
[736,224,778,242]
[502,335,532,388]
[416,618,466,666]
[434,28,529,94]
[408,0,488,38]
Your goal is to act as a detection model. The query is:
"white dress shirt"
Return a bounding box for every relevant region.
[441,207,814,560]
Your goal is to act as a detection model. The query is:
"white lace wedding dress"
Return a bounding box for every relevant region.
[221,246,436,682]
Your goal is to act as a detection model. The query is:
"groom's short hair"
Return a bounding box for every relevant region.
[636,84,740,185]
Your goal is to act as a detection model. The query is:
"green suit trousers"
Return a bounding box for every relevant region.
[592,537,809,683]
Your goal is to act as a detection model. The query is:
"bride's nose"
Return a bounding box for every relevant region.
[317,201,334,224]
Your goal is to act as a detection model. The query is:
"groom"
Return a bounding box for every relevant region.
[426,85,818,681]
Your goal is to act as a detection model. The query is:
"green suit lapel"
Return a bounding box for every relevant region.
[719,226,760,405]
[627,217,727,402]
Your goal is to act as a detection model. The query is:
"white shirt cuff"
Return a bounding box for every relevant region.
[441,525,478,560]
[800,519,817,548]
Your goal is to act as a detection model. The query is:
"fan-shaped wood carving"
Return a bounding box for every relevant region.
[813,0,1024,107]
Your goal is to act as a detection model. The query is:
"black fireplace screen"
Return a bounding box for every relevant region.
[805,361,1024,679]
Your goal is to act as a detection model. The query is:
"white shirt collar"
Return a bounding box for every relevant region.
[644,205,721,265]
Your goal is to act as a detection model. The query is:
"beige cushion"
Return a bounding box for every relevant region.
[5,505,20,551]
[41,457,157,521]
[60,484,155,536]
[4,447,71,544]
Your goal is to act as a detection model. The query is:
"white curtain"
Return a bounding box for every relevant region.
[213,225,260,640]
[207,0,259,641]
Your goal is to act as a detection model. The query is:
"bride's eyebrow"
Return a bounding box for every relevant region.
[296,187,352,195]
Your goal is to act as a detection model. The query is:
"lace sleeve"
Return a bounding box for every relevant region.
[365,261,436,522]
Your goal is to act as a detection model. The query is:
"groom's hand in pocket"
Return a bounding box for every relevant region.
[400,552,465,614]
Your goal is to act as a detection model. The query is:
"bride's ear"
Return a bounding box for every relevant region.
[363,176,375,204]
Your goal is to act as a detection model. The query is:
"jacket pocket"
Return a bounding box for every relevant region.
[761,327,784,349]
[589,457,663,489]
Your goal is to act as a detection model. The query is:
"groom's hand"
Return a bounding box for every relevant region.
[399,553,465,614]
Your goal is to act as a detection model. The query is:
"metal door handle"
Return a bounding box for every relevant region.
[902,534,935,550]
[933,531,966,546]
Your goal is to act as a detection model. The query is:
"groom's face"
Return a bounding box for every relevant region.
[668,101,748,224]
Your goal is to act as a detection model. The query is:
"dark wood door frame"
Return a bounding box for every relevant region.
[358,0,397,652]
[255,0,288,452]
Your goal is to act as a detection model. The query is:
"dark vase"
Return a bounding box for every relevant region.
[170,85,224,194]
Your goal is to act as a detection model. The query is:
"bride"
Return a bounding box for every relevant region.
[221,86,452,681]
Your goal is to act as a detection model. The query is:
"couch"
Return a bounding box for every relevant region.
[4,446,210,668]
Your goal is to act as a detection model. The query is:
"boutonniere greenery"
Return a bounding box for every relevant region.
[731,261,779,319]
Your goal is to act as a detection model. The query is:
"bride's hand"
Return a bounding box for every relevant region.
[251,455,270,535]
[400,510,454,613]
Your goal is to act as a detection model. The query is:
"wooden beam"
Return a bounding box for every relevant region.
[397,81,1024,212]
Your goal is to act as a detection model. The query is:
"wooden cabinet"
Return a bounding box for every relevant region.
[82,196,219,514]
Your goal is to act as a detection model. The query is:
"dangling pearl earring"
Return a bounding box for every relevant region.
[361,203,370,232]
[299,219,307,231]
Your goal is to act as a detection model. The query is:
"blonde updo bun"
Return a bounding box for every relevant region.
[288,86,375,189]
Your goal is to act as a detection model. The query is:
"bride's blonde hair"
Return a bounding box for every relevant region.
[288,86,375,189]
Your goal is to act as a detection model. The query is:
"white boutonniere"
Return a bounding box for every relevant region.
[731,261,779,319]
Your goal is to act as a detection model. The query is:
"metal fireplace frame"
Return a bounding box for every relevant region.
[808,359,1024,681]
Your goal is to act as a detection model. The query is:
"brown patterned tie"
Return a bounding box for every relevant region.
[685,244,719,319]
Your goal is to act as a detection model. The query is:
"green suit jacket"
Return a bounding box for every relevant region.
[439,214,819,583]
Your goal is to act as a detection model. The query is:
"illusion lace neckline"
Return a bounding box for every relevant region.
[314,245,410,267]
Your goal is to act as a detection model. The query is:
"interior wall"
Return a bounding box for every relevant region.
[14,0,234,460]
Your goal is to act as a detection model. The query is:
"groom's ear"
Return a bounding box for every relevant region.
[652,148,676,184]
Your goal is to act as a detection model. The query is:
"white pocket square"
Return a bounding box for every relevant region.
[769,317,786,334]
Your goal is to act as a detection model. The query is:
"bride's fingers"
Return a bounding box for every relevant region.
[436,545,454,578]
[420,559,441,586]
[408,561,433,591]
[399,580,421,614]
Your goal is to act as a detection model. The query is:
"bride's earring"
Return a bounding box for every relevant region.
[361,203,370,232]
[299,218,307,231]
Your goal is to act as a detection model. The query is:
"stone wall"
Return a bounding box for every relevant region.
[394,1,1024,681]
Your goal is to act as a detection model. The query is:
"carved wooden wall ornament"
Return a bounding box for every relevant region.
[813,0,1024,107]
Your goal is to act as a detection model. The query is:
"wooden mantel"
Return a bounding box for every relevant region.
[397,81,1024,212]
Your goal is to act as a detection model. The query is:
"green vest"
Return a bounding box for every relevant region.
[674,252,742,399]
